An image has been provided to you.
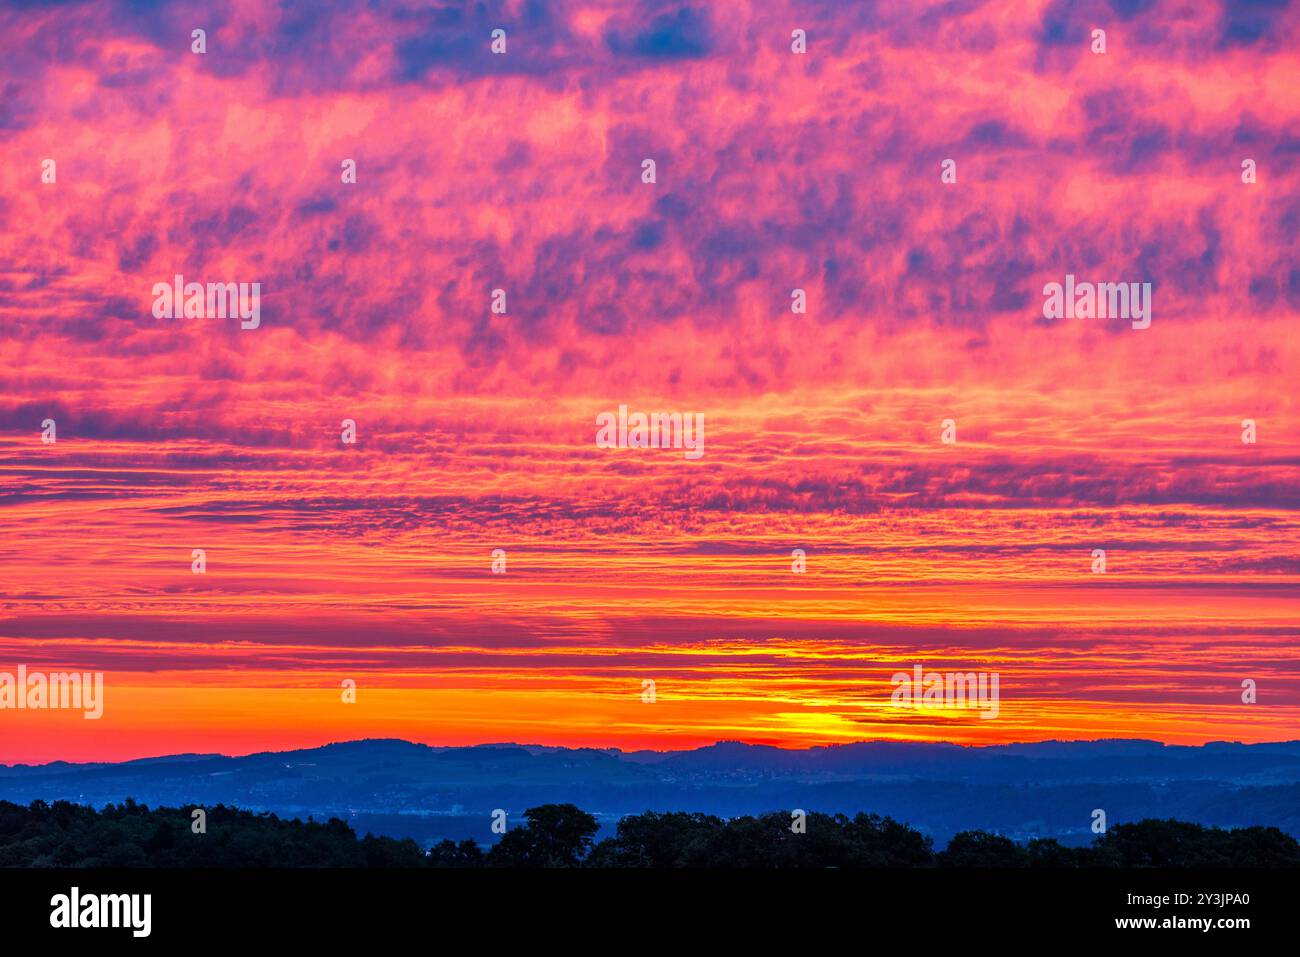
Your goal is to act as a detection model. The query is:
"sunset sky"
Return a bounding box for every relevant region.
[2,0,1298,764]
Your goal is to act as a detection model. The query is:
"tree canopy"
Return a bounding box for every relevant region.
[1,799,1296,868]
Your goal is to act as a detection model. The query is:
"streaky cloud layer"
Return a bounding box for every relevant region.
[1,0,1298,762]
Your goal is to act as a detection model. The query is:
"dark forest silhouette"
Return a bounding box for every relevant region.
[3,800,1298,868]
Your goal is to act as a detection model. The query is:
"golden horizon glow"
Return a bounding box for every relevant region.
[2,0,1299,764]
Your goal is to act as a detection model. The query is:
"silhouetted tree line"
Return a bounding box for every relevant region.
[2,799,1297,868]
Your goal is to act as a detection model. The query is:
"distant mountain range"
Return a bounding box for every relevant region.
[4,738,1299,847]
